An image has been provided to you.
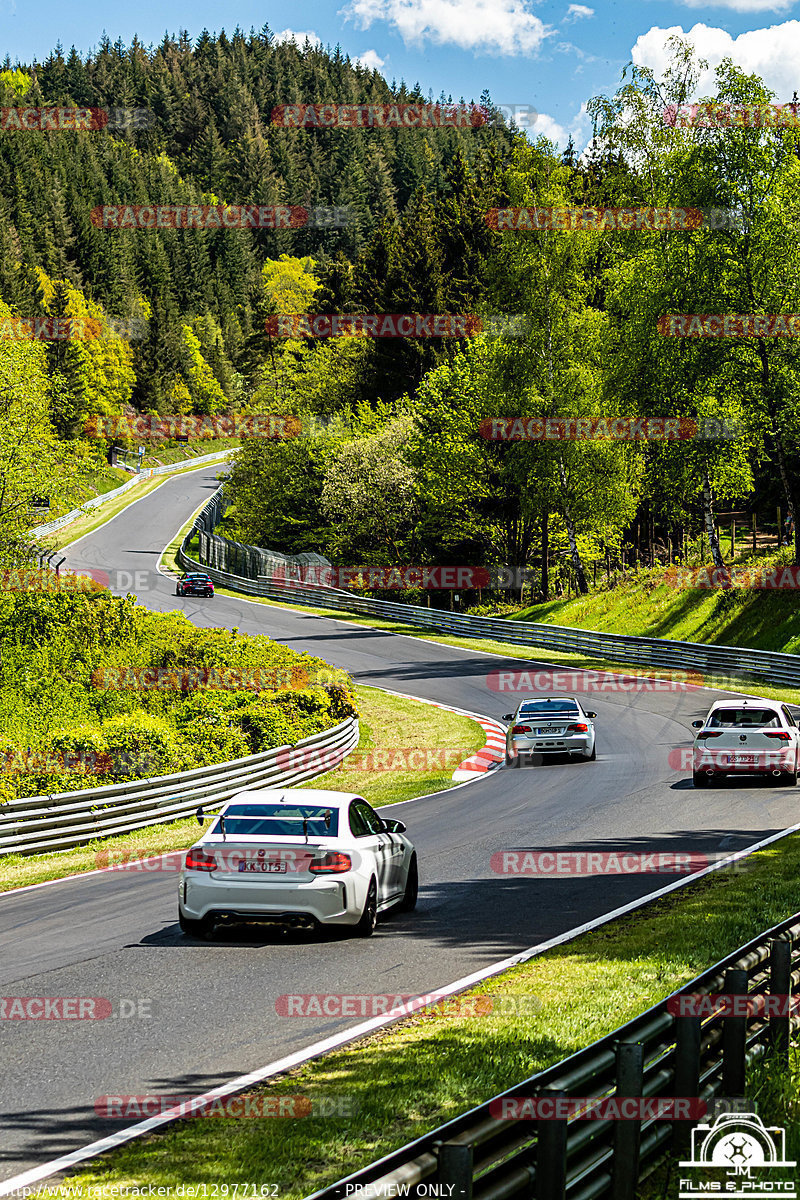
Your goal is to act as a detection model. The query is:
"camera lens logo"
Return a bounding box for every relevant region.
[679,1113,796,1197]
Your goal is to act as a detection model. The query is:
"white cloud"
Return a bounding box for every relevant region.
[342,0,552,56]
[273,29,323,48]
[565,4,594,20]
[680,0,793,10]
[355,48,387,69]
[632,21,800,100]
[532,102,591,149]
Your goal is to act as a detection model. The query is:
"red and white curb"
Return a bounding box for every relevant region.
[370,686,506,781]
[451,717,506,780]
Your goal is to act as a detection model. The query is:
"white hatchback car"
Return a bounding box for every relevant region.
[178,788,417,938]
[691,698,800,787]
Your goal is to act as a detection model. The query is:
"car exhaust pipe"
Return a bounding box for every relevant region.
[773,769,782,777]
[706,769,715,776]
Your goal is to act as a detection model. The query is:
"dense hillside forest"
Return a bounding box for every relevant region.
[3,30,800,597]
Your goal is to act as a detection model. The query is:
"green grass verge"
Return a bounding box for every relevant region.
[141,438,239,469]
[49,457,232,552]
[161,582,800,709]
[508,548,800,653]
[0,685,483,893]
[62,831,800,1199]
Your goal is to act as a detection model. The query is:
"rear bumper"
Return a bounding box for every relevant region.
[180,875,356,925]
[693,747,795,774]
[510,735,593,758]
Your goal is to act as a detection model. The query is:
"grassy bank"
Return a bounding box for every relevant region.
[159,580,800,709]
[62,830,800,1199]
[506,548,800,654]
[140,438,238,468]
[0,685,483,893]
[47,456,232,552]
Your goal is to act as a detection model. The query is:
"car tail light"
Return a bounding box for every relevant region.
[566,723,588,733]
[696,731,722,738]
[309,852,352,874]
[512,724,532,735]
[765,731,791,741]
[185,848,216,872]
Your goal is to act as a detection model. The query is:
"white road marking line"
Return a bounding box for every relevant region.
[4,819,800,1196]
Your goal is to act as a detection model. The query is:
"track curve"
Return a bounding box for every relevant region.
[1,466,794,1180]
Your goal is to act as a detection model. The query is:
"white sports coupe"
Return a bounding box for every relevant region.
[178,788,418,938]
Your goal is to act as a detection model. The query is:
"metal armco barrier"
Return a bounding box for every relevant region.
[181,488,800,690]
[34,450,232,538]
[0,716,358,857]
[304,914,800,1200]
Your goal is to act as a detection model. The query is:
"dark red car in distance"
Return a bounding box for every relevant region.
[176,572,215,597]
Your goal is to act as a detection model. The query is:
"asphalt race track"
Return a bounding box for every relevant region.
[1,465,795,1180]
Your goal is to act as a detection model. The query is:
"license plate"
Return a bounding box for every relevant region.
[536,727,559,735]
[238,861,287,873]
[734,755,756,764]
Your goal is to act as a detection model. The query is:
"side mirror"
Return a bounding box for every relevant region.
[585,711,597,719]
[691,720,703,729]
[503,713,514,721]
[382,819,407,834]
[196,806,205,826]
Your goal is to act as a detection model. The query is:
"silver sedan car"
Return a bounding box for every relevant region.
[504,695,597,766]
[178,788,418,938]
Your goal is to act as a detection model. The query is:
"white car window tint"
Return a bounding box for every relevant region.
[355,801,384,835]
[707,708,780,728]
[349,802,370,837]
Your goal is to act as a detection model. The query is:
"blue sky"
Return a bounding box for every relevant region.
[3,0,800,149]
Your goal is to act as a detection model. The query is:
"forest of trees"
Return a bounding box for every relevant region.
[3,29,799,597]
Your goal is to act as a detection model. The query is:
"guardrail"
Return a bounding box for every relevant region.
[33,449,233,538]
[0,715,358,857]
[180,489,800,690]
[304,912,800,1200]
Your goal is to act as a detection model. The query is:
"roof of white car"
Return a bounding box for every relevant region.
[224,788,363,809]
[519,696,581,705]
[707,697,780,711]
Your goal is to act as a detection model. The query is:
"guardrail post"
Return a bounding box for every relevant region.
[611,1041,643,1200]
[536,1089,567,1200]
[673,1015,701,1151]
[437,1141,473,1200]
[769,936,792,1069]
[722,968,748,1096]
